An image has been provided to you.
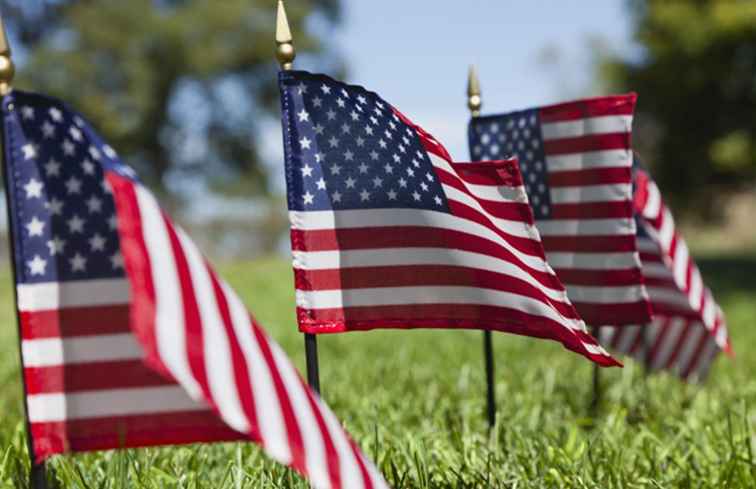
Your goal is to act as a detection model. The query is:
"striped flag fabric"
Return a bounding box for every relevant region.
[599,162,731,380]
[468,96,652,326]
[3,90,388,489]
[278,70,619,367]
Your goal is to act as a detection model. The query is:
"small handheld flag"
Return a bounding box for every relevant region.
[278,70,619,367]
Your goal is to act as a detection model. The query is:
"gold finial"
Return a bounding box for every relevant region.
[467,65,481,117]
[276,0,295,70]
[0,12,14,96]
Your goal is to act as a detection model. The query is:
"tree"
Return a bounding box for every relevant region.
[603,0,756,217]
[2,0,341,196]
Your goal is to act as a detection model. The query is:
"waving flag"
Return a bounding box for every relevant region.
[599,162,731,380]
[3,90,387,489]
[278,71,618,367]
[468,96,652,325]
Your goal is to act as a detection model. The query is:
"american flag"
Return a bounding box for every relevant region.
[599,162,731,381]
[4,90,388,489]
[468,96,652,326]
[278,71,618,367]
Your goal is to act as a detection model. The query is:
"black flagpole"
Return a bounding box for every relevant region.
[590,326,601,415]
[276,2,321,395]
[0,15,49,489]
[467,66,497,429]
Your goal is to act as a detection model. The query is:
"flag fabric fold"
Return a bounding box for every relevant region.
[3,90,388,489]
[468,96,652,326]
[599,161,730,381]
[279,70,619,367]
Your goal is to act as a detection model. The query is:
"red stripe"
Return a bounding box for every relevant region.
[647,317,673,366]
[292,226,565,291]
[24,361,173,395]
[548,167,631,187]
[639,251,663,263]
[642,276,678,288]
[681,330,711,379]
[571,301,653,327]
[538,94,636,123]
[543,133,630,155]
[31,411,243,463]
[19,305,130,339]
[297,305,619,367]
[541,234,638,253]
[550,200,633,219]
[663,321,693,370]
[302,389,342,489]
[553,268,643,287]
[251,323,307,474]
[450,159,523,187]
[295,264,580,319]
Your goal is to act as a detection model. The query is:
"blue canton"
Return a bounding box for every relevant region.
[468,109,552,219]
[280,71,449,213]
[3,91,138,284]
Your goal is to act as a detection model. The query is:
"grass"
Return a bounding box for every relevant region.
[1,252,755,488]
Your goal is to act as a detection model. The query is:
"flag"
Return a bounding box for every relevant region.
[3,90,388,489]
[598,162,731,380]
[468,96,652,326]
[278,70,618,367]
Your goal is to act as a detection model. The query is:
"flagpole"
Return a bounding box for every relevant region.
[0,15,49,489]
[467,65,496,429]
[590,326,601,415]
[276,0,321,394]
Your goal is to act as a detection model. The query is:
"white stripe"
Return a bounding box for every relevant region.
[546,251,640,270]
[541,115,632,140]
[641,181,662,220]
[536,218,635,237]
[455,181,526,204]
[657,209,675,253]
[644,286,692,310]
[550,183,631,204]
[687,268,704,313]
[296,286,585,332]
[650,317,686,369]
[27,386,208,423]
[675,324,705,377]
[642,263,673,279]
[175,227,250,433]
[135,185,203,400]
[21,333,142,367]
[617,325,641,353]
[17,279,130,312]
[564,284,646,304]
[598,326,616,345]
[222,281,292,464]
[701,290,716,327]
[545,149,630,172]
[294,247,568,302]
[690,337,719,381]
[672,239,690,289]
[268,341,330,489]
[635,237,660,253]
[315,395,370,489]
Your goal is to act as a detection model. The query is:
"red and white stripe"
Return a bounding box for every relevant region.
[17,279,242,462]
[536,95,651,325]
[599,168,730,380]
[107,172,387,489]
[292,108,618,367]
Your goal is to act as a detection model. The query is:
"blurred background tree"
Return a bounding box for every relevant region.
[0,0,341,197]
[603,0,756,219]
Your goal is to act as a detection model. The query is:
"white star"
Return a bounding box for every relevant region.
[378,139,387,149]
[434,195,443,205]
[49,107,63,122]
[341,123,350,134]
[329,164,341,175]
[110,252,124,269]
[331,191,342,203]
[420,182,429,192]
[359,189,370,201]
[350,111,360,121]
[108,214,118,230]
[358,162,369,174]
[412,158,420,168]
[387,189,397,200]
[392,154,401,163]
[62,139,75,156]
[314,152,324,163]
[21,106,35,119]
[27,255,47,276]
[86,195,103,213]
[406,167,415,177]
[69,126,83,141]
[299,137,312,150]
[328,136,339,148]
[370,116,378,125]
[343,150,354,161]
[365,126,374,136]
[103,145,118,159]
[89,233,107,252]
[316,178,326,190]
[70,253,87,272]
[42,122,56,139]
[336,98,345,108]
[355,136,365,147]
[46,236,66,256]
[301,164,314,177]
[26,216,45,237]
[44,159,61,177]
[312,96,322,108]
[21,144,37,160]
[89,146,102,160]
[357,95,367,104]
[82,159,96,175]
[426,172,434,181]
[320,84,331,94]
[398,178,408,188]
[46,198,64,216]
[412,191,421,201]
[369,151,379,161]
[384,163,393,174]
[65,176,82,194]
[326,109,336,120]
[345,177,356,189]
[67,215,85,233]
[24,178,44,199]
[313,123,325,135]
[372,176,383,188]
[303,192,315,205]
[297,109,309,122]
[297,82,308,95]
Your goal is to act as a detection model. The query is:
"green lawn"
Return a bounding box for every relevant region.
[1,253,755,488]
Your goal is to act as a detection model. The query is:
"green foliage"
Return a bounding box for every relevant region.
[1,253,755,488]
[1,0,341,194]
[603,0,756,217]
